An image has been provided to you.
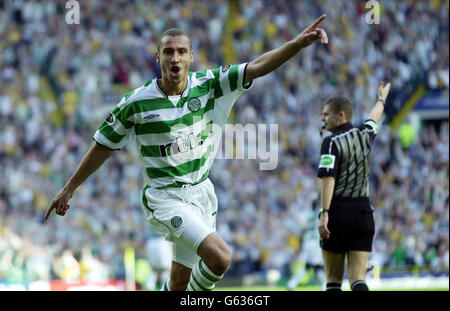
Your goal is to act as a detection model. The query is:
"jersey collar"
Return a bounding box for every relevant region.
[154,75,192,99]
[332,122,353,133]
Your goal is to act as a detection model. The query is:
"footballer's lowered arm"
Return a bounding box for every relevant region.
[44,142,114,221]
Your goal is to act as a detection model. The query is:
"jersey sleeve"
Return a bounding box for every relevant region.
[359,119,378,147]
[317,136,339,178]
[362,119,378,137]
[211,63,252,125]
[93,96,135,150]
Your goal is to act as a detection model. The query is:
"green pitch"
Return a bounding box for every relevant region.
[216,285,320,291]
[216,285,448,291]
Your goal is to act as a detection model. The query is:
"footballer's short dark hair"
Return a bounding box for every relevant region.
[157,28,192,52]
[323,96,353,122]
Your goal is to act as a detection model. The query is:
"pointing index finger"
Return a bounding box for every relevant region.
[309,14,327,30]
[44,209,52,221]
[44,203,56,221]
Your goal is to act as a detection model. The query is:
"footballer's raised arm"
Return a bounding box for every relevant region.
[244,14,328,85]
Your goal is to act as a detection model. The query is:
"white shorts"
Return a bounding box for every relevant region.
[142,178,218,269]
[146,238,172,270]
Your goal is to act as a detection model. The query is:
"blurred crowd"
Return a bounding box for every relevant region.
[0,0,448,285]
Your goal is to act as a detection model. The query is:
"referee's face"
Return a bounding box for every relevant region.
[157,35,193,84]
[321,104,340,131]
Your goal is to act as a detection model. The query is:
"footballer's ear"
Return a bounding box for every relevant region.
[338,110,346,121]
[156,51,160,63]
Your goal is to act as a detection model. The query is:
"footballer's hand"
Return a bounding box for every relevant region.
[318,212,330,239]
[44,189,73,221]
[297,14,328,48]
[378,81,391,101]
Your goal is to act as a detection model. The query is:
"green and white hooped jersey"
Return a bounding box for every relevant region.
[94,63,251,189]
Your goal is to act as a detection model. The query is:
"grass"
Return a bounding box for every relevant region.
[216,285,449,291]
[216,285,319,291]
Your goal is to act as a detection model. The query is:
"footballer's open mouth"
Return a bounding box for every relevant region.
[170,66,180,76]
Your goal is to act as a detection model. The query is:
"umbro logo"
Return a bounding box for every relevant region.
[144,114,160,120]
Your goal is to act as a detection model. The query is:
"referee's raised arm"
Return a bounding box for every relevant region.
[244,15,328,85]
[369,81,391,123]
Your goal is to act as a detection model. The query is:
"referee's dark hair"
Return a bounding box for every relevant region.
[323,96,353,122]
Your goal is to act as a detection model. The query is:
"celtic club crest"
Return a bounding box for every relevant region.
[188,98,201,112]
[171,216,183,228]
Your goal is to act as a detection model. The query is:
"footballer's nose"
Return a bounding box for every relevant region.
[171,52,180,63]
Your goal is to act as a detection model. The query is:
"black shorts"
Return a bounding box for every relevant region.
[320,198,375,253]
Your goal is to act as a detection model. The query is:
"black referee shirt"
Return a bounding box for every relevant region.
[317,120,378,199]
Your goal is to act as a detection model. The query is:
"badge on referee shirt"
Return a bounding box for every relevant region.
[319,154,336,169]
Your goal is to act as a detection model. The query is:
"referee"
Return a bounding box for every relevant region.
[317,81,391,291]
